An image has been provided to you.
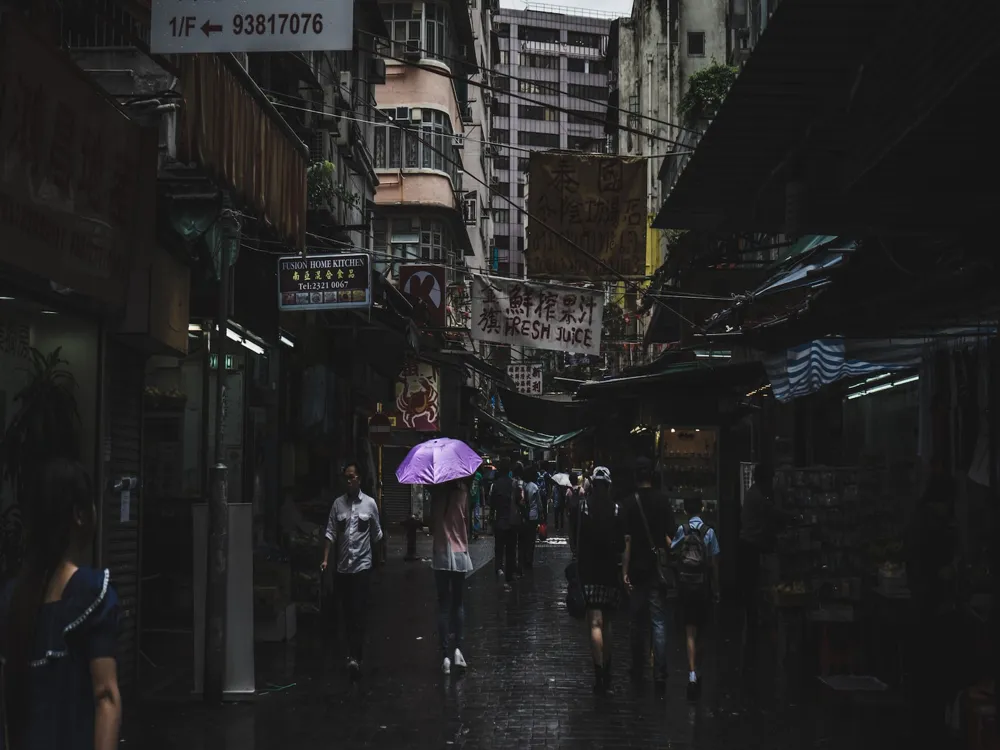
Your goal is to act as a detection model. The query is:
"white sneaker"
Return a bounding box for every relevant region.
[442,656,451,675]
[453,649,467,669]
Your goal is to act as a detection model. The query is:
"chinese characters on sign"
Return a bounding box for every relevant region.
[526,153,647,279]
[277,253,370,311]
[470,276,604,356]
[507,364,543,396]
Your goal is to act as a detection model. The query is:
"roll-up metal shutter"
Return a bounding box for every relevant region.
[381,446,412,533]
[101,342,144,694]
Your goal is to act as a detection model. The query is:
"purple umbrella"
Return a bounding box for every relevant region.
[395,438,483,485]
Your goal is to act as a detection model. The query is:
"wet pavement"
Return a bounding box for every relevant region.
[130,535,915,749]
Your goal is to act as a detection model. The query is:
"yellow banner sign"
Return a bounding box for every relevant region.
[527,153,647,279]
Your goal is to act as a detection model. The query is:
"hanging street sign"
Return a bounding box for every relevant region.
[277,253,371,311]
[150,0,353,54]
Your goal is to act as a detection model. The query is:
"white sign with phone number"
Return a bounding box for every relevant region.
[151,0,353,54]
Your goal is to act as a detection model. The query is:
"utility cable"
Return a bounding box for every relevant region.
[362,33,695,150]
[358,29,704,139]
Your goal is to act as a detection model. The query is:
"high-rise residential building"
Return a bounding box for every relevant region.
[372,1,491,286]
[491,3,614,277]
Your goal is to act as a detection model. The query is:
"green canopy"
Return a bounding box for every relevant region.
[476,409,590,450]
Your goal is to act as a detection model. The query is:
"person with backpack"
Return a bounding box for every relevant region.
[520,464,542,571]
[671,494,720,700]
[490,458,520,591]
[565,472,584,555]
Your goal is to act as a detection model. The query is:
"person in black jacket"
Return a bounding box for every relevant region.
[573,466,624,695]
[490,458,518,591]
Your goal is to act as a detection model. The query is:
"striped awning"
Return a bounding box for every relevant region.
[764,328,992,401]
[764,339,911,402]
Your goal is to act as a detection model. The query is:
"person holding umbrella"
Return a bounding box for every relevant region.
[395,438,483,674]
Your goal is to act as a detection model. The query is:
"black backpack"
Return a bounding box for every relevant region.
[676,522,711,591]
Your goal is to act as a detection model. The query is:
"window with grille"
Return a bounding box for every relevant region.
[566,83,607,101]
[519,105,559,121]
[373,108,461,185]
[523,54,559,69]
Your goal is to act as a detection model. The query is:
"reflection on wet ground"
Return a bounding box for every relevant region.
[131,538,914,749]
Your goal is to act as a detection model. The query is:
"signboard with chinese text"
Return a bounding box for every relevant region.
[277,253,370,311]
[398,265,446,328]
[0,17,156,308]
[526,153,646,278]
[151,0,353,54]
[385,362,440,432]
[507,364,543,396]
[470,276,604,356]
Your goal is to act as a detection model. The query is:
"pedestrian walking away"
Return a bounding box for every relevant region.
[430,478,474,675]
[520,464,541,571]
[672,495,720,700]
[622,456,677,693]
[0,459,122,750]
[490,458,519,590]
[572,466,625,695]
[321,462,384,682]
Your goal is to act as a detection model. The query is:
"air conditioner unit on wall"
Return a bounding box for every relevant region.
[338,71,353,108]
[394,106,410,122]
[333,116,354,148]
[453,132,465,148]
[404,38,421,60]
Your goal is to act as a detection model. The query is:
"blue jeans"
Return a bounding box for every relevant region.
[630,580,669,682]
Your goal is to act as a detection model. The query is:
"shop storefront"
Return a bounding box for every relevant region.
[0,15,160,695]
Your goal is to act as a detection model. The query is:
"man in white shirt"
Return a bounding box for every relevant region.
[321,462,383,682]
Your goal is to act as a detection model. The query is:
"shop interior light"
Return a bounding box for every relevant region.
[188,323,203,332]
[695,350,732,359]
[670,428,676,433]
[0,296,15,301]
[40,310,58,315]
[848,372,892,391]
[846,374,919,401]
[279,333,295,348]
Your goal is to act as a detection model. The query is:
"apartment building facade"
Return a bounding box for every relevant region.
[605,0,729,274]
[491,4,614,277]
[372,0,492,288]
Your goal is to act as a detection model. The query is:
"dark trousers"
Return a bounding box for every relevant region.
[520,521,538,570]
[738,540,762,647]
[494,526,517,582]
[554,505,565,531]
[336,568,371,662]
[435,570,465,657]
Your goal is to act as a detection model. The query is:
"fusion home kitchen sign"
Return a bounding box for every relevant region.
[277,253,370,311]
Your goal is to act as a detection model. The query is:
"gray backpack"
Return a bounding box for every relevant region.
[676,523,710,591]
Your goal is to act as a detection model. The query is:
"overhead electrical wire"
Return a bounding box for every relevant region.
[358,31,696,150]
[242,234,729,302]
[260,76,705,322]
[358,28,704,140]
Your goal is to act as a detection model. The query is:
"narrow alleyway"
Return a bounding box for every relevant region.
[131,538,910,750]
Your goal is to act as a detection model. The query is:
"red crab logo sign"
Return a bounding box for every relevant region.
[393,362,439,432]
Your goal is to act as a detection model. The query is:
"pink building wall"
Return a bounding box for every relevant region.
[376,61,463,135]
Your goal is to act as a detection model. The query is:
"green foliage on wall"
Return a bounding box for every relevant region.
[679,61,740,122]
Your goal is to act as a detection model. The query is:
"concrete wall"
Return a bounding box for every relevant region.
[374,171,458,211]
[378,62,464,137]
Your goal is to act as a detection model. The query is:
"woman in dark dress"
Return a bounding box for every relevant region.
[0,459,121,750]
[573,466,624,694]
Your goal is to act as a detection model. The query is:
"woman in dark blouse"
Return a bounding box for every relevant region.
[571,466,624,694]
[1,459,121,750]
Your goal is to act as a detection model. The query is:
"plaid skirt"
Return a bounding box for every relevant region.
[583,583,621,611]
